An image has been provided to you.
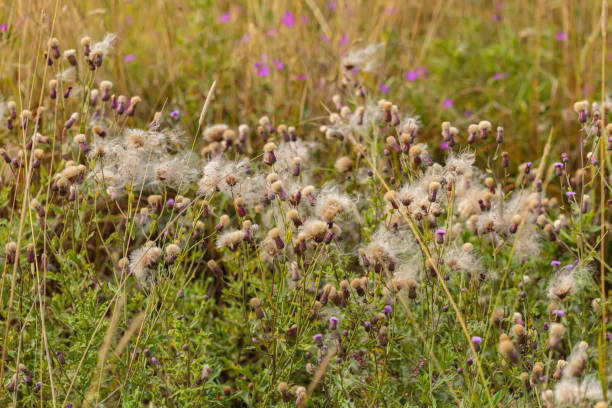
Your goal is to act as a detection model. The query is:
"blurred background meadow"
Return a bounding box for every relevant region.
[0,0,607,160]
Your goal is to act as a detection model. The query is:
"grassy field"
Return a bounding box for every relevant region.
[0,0,611,406]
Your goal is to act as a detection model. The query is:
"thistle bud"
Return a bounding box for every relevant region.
[64,112,79,129]
[207,260,223,278]
[126,96,141,116]
[250,297,264,319]
[263,142,277,165]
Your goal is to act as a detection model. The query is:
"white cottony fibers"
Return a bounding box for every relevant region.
[216,230,245,251]
[547,264,592,301]
[87,127,193,196]
[91,33,117,58]
[553,376,603,406]
[315,186,358,224]
[129,243,162,288]
[341,43,384,73]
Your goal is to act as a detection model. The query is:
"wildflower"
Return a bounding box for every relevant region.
[126,96,141,116]
[207,260,223,278]
[329,316,339,330]
[5,242,17,264]
[217,12,231,23]
[295,386,307,406]
[280,11,295,27]
[378,326,389,345]
[498,334,518,363]
[129,242,162,287]
[216,230,244,251]
[574,100,589,123]
[278,382,290,401]
[471,336,482,352]
[250,297,264,319]
[547,265,590,301]
[315,189,354,225]
[478,120,492,139]
[263,142,277,165]
[548,323,565,350]
[342,43,383,73]
[442,98,453,109]
[435,229,445,244]
[554,376,603,406]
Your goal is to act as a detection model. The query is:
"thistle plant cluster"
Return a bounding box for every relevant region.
[0,34,611,408]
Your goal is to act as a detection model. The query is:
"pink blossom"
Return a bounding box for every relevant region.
[273,58,284,71]
[266,29,277,36]
[123,53,136,63]
[241,34,250,44]
[217,12,231,23]
[339,34,348,46]
[328,1,337,11]
[492,73,506,80]
[384,7,397,15]
[280,11,295,27]
[379,83,389,94]
[296,74,307,81]
[404,66,427,81]
[555,32,568,42]
[1,23,7,31]
[442,98,453,109]
[255,57,270,76]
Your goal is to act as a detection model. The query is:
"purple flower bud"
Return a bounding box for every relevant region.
[313,333,323,346]
[382,305,392,314]
[471,336,482,352]
[329,316,339,330]
[56,351,65,364]
[435,229,445,244]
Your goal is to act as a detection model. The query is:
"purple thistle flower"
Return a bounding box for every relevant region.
[217,12,231,23]
[442,98,453,109]
[435,229,446,244]
[471,336,482,352]
[551,260,561,270]
[255,61,270,77]
[273,58,284,71]
[379,83,389,94]
[123,53,136,63]
[241,34,250,43]
[329,316,339,329]
[296,74,307,81]
[1,23,7,32]
[384,6,397,15]
[405,70,419,81]
[382,305,392,314]
[555,32,568,42]
[280,11,295,27]
[328,1,337,11]
[492,73,506,80]
[170,109,180,120]
[339,34,348,46]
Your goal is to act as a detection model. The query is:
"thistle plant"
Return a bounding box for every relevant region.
[0,6,611,407]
